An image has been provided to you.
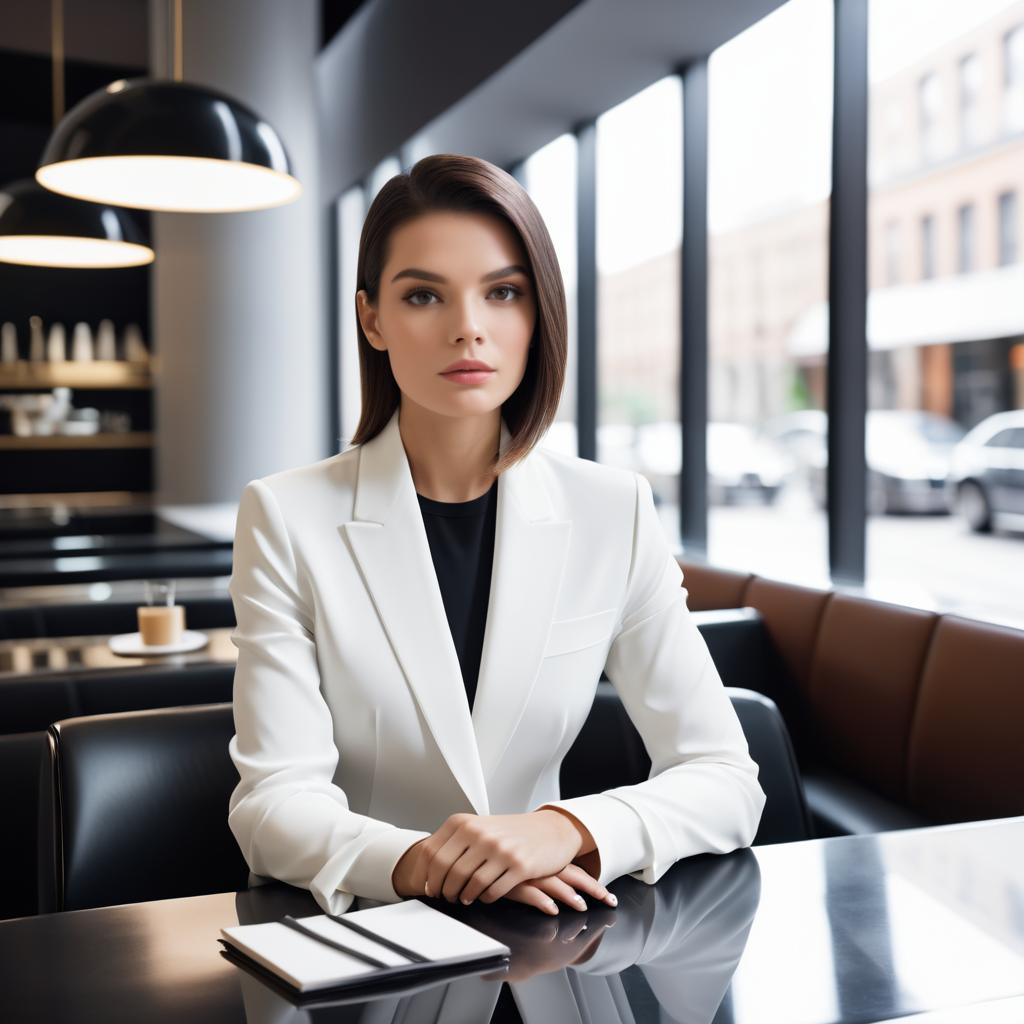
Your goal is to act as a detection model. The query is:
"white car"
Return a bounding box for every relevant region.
[946,409,1024,533]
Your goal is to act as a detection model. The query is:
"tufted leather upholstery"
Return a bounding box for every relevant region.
[37,684,809,914]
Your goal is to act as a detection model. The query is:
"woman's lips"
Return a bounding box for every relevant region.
[440,369,495,384]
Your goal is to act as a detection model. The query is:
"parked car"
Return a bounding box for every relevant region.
[946,409,1024,533]
[635,420,791,507]
[764,409,965,514]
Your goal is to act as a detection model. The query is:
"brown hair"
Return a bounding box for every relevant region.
[349,153,566,475]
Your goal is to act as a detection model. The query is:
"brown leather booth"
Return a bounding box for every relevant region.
[679,559,1024,837]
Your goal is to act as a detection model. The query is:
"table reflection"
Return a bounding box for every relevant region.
[229,849,761,1023]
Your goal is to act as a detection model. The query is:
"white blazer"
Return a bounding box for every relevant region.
[227,406,766,916]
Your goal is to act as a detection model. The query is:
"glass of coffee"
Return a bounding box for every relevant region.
[137,579,185,646]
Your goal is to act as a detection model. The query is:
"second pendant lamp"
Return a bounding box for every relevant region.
[35,0,302,214]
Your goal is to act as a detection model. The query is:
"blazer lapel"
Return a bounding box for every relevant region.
[339,407,571,816]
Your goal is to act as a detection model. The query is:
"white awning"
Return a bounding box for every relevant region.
[786,262,1024,357]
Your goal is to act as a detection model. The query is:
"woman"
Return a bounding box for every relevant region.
[227,154,766,921]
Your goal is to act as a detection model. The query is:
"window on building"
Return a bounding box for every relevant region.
[954,200,970,272]
[958,52,982,149]
[885,220,901,284]
[957,203,975,273]
[1002,22,1024,132]
[918,71,942,162]
[920,213,936,279]
[998,190,1017,265]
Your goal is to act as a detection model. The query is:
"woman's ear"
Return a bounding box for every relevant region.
[356,289,386,352]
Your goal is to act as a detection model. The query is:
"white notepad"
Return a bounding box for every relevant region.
[219,898,511,995]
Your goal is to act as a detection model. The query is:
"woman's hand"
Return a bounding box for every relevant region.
[418,810,582,905]
[499,861,618,916]
[391,812,617,912]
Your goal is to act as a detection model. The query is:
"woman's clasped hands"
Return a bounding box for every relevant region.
[392,809,618,915]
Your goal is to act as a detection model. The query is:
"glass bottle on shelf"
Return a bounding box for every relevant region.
[71,322,94,362]
[1,322,16,364]
[123,322,148,363]
[46,322,66,362]
[28,315,45,362]
[96,319,117,361]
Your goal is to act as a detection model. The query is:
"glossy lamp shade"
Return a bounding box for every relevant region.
[0,179,154,268]
[36,78,302,213]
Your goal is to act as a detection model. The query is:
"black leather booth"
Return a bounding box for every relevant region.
[2,664,235,921]
[37,687,809,915]
[6,608,810,920]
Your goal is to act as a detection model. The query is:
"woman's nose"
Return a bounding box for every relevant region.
[449,294,485,341]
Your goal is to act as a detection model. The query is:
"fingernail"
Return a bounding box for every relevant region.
[574,894,586,909]
[607,893,617,906]
[547,900,559,914]
[461,897,471,905]
[424,882,432,897]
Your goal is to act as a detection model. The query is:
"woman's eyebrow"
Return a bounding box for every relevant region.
[390,264,529,284]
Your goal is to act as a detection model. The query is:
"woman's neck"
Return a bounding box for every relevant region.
[398,402,501,502]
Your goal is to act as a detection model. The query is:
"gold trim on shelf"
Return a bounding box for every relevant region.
[0,431,154,450]
[0,360,153,390]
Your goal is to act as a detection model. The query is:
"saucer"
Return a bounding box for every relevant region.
[108,630,209,657]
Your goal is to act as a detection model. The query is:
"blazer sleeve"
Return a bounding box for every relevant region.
[227,478,431,916]
[537,471,767,888]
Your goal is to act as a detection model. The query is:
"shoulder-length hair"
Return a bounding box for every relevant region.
[348,153,566,475]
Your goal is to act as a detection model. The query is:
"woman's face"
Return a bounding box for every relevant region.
[356,209,537,420]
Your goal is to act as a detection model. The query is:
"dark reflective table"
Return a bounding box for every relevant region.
[1,816,1022,1023]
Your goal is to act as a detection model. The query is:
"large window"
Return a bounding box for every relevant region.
[522,135,579,455]
[594,75,683,547]
[706,0,833,584]
[868,0,1024,630]
[337,185,365,447]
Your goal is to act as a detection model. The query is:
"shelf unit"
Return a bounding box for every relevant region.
[0,360,152,390]
[0,359,155,497]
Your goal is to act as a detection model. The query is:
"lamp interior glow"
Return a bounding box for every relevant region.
[36,155,303,214]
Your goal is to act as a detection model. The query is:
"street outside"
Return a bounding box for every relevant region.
[655,485,1024,631]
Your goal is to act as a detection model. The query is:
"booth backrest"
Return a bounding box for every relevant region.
[679,560,1024,827]
[39,685,808,914]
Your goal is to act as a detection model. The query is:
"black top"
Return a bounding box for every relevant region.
[416,477,499,712]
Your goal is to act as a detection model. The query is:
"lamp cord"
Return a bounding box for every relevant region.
[173,0,183,82]
[50,0,64,125]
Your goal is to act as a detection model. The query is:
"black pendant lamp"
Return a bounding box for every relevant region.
[0,0,155,268]
[0,179,153,268]
[35,0,301,213]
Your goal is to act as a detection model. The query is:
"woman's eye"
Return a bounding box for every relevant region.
[404,289,438,306]
[490,284,522,301]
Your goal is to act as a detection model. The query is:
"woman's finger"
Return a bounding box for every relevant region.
[458,858,509,905]
[439,846,491,903]
[556,863,618,907]
[528,874,590,911]
[503,881,561,916]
